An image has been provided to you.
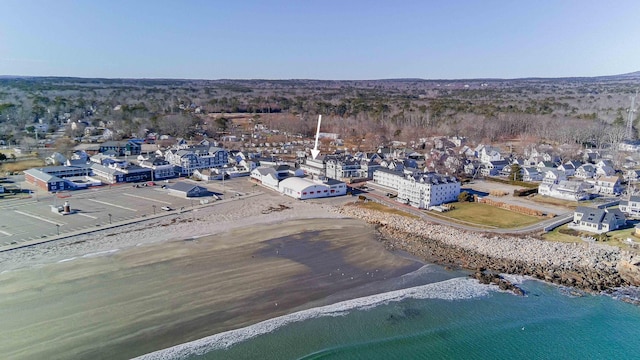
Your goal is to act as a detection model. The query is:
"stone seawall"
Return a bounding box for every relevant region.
[339,205,640,293]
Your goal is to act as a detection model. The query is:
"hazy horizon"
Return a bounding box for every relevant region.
[1,69,638,82]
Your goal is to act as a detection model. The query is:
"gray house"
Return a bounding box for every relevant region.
[167,181,210,198]
[572,206,626,234]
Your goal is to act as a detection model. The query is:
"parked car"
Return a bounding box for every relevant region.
[161,206,172,211]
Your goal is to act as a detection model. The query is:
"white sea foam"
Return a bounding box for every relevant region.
[134,277,495,360]
[500,274,531,285]
[57,257,77,263]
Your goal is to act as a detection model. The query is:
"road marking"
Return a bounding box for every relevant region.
[123,193,172,205]
[0,230,12,236]
[14,210,65,226]
[87,199,137,211]
[77,213,98,219]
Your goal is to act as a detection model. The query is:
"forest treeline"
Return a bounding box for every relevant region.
[0,74,638,148]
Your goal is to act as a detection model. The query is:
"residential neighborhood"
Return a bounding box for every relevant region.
[10,121,640,239]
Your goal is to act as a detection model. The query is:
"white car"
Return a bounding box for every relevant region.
[160,206,172,211]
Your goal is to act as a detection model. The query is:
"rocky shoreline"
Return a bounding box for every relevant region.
[339,205,640,295]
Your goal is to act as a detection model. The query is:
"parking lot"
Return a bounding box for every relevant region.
[0,181,235,246]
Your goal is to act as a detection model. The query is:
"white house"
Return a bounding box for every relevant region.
[522,167,543,182]
[480,160,509,177]
[478,146,503,164]
[542,169,567,184]
[619,196,640,218]
[575,164,596,179]
[571,207,626,234]
[250,167,281,190]
[538,180,590,201]
[557,161,582,177]
[625,169,640,183]
[595,165,615,177]
[594,176,622,195]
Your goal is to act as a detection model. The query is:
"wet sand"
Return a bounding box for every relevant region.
[0,217,420,359]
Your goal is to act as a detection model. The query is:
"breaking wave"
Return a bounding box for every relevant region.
[134,277,495,360]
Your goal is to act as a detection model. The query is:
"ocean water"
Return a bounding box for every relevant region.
[139,275,640,360]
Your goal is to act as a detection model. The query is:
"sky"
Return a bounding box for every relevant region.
[0,0,639,80]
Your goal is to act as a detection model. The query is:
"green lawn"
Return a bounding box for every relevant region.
[436,202,542,229]
[542,224,582,243]
[605,227,640,250]
[543,224,640,252]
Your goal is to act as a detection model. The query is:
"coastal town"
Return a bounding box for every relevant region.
[5,1,640,358]
[4,106,640,243]
[2,77,640,359]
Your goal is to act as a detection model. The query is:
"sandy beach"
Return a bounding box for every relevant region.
[0,194,421,359]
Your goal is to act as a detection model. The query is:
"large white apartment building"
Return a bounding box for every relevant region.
[373,169,460,208]
[163,145,229,175]
[373,168,404,190]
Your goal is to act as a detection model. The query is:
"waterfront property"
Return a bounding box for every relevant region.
[571,206,626,234]
[278,177,347,199]
[250,165,304,190]
[373,168,460,209]
[166,181,210,198]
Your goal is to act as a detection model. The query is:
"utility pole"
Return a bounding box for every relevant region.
[626,90,638,140]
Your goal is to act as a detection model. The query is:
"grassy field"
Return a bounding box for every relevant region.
[435,202,542,229]
[0,158,45,173]
[543,224,640,252]
[604,227,640,250]
[542,224,582,243]
[529,194,583,209]
[353,201,418,219]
